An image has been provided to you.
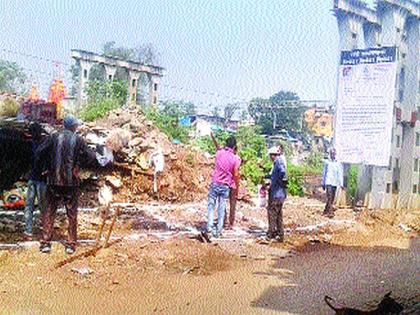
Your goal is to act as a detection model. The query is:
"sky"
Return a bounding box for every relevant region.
[0,0,376,113]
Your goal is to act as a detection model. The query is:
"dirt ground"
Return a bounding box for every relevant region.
[0,197,419,314]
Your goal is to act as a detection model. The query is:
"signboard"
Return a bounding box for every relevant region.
[335,46,397,166]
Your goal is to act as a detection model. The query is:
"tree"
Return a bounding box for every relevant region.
[212,106,220,117]
[240,109,249,121]
[0,60,27,94]
[248,90,305,135]
[223,103,241,125]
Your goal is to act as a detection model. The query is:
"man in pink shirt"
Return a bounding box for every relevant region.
[202,136,240,240]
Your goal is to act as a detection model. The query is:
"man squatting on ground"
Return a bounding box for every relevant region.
[210,132,241,228]
[203,136,240,239]
[266,146,288,242]
[23,122,47,241]
[321,148,343,218]
[36,116,101,254]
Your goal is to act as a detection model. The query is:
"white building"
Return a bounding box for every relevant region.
[333,0,420,209]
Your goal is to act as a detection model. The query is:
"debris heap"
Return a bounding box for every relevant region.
[82,106,213,203]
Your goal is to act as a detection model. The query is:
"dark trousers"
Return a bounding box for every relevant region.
[267,199,284,238]
[41,186,80,248]
[324,185,337,215]
[224,189,238,227]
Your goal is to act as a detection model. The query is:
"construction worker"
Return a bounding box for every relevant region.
[266,146,288,242]
[23,123,47,241]
[202,136,240,241]
[321,148,343,218]
[36,116,98,254]
[210,132,241,229]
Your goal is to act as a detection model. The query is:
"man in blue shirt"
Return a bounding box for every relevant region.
[266,146,288,242]
[321,148,343,218]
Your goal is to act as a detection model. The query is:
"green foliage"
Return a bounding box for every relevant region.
[80,80,128,121]
[248,90,306,135]
[194,131,229,155]
[287,164,305,197]
[0,60,27,94]
[303,151,324,174]
[80,99,120,122]
[144,103,191,143]
[348,165,358,200]
[0,97,20,117]
[194,125,271,189]
[85,79,127,104]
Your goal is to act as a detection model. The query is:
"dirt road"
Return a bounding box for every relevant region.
[0,235,418,315]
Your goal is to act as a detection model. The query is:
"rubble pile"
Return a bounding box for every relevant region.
[82,106,213,203]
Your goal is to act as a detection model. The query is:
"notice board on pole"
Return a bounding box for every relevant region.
[335,46,397,166]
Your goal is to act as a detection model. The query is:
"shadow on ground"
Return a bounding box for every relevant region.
[251,237,420,314]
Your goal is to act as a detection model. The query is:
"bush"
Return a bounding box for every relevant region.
[144,106,191,143]
[287,164,305,196]
[348,165,358,200]
[0,97,20,117]
[302,151,324,174]
[80,99,120,122]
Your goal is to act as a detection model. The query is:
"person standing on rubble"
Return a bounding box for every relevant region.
[23,122,47,241]
[321,148,343,218]
[36,116,99,254]
[202,136,240,241]
[210,132,241,229]
[266,146,288,242]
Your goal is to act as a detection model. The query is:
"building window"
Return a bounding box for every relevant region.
[414,158,419,172]
[388,156,392,170]
[154,83,158,91]
[352,33,357,39]
[108,75,113,80]
[132,79,136,87]
[386,183,391,193]
[396,135,400,148]
[399,67,405,101]
[416,133,420,146]
[402,53,406,59]
[396,158,400,169]
[413,185,418,194]
[153,96,157,104]
[83,69,88,79]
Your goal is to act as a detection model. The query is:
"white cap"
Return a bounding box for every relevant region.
[267,146,280,155]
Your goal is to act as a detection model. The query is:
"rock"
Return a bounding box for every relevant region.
[71,267,93,276]
[105,176,122,189]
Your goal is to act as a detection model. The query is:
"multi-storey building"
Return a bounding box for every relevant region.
[333,0,419,209]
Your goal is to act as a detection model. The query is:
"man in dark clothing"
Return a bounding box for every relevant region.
[266,146,288,242]
[23,123,47,241]
[36,116,98,254]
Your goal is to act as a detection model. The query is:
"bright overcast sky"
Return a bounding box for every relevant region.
[0,0,377,111]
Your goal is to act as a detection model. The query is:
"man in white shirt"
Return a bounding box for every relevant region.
[321,148,343,218]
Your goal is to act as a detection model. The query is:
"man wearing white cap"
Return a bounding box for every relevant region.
[266,146,288,242]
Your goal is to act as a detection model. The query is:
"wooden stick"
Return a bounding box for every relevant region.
[54,245,101,268]
[103,207,120,248]
[95,206,109,246]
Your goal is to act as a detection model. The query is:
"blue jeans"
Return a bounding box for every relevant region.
[206,183,230,237]
[24,180,47,235]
